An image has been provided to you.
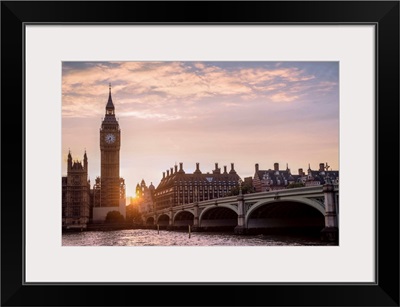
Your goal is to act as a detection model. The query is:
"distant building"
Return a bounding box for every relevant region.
[133,179,155,215]
[154,162,242,210]
[303,163,339,187]
[253,162,299,192]
[253,162,339,192]
[62,151,91,229]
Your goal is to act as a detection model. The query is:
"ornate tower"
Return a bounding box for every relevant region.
[100,84,121,207]
[62,150,90,228]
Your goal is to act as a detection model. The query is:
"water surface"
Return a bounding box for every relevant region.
[62,229,334,246]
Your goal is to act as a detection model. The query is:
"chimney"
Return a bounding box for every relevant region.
[274,162,279,171]
[224,165,227,173]
[213,162,221,174]
[298,168,303,176]
[167,170,170,177]
[174,165,178,173]
[179,162,183,171]
[170,167,173,175]
[163,172,165,179]
[194,162,202,174]
[229,163,236,174]
[255,163,259,172]
[319,163,325,172]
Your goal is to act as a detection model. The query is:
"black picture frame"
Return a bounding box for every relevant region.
[1,1,399,306]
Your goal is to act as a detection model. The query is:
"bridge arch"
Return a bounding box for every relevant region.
[245,197,325,231]
[145,216,155,226]
[247,197,324,221]
[156,213,170,226]
[199,204,238,228]
[173,210,195,226]
[199,203,238,221]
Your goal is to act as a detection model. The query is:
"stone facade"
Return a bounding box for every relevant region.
[92,85,126,222]
[99,84,122,208]
[154,162,241,210]
[62,151,90,229]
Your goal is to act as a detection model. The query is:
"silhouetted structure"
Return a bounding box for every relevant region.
[135,179,155,214]
[62,151,90,229]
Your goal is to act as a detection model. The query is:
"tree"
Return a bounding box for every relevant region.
[126,204,142,224]
[286,182,305,189]
[227,182,255,196]
[105,210,125,223]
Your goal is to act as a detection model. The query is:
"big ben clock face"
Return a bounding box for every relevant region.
[105,133,116,144]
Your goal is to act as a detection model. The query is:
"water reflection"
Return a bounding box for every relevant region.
[62,229,334,246]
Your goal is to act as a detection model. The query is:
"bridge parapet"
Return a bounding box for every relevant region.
[242,185,332,201]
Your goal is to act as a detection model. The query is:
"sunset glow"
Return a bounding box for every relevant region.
[62,61,339,198]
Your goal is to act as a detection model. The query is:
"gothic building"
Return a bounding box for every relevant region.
[62,151,90,229]
[92,84,126,222]
[100,84,122,207]
[134,179,155,215]
[154,162,241,210]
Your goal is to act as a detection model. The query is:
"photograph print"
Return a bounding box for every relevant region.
[61,61,339,246]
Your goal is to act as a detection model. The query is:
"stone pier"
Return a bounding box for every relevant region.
[320,183,339,242]
[234,192,247,235]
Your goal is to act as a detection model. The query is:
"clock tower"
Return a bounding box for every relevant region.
[100,84,121,207]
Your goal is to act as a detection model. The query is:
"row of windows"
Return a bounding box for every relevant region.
[172,181,238,185]
[184,190,229,195]
[155,184,236,196]
[155,193,225,208]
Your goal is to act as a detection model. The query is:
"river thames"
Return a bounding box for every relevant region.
[62,228,335,246]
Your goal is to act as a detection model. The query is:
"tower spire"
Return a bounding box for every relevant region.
[106,83,115,114]
[67,150,72,170]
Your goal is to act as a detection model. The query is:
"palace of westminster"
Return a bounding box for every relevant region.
[62,86,339,230]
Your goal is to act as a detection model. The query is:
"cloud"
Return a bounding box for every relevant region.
[120,111,181,121]
[62,62,339,198]
[62,61,330,119]
[270,92,300,103]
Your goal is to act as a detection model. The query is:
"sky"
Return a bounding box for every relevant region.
[62,61,339,199]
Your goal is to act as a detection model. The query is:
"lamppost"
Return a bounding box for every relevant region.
[324,162,332,184]
[325,172,332,184]
[321,164,338,243]
[235,178,246,235]
[238,178,243,195]
[168,196,173,229]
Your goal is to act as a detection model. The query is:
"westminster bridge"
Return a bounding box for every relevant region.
[142,184,339,241]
